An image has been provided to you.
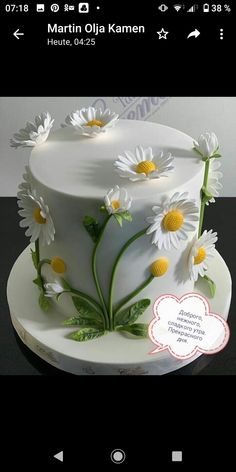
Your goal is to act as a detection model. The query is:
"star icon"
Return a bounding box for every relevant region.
[157,28,169,39]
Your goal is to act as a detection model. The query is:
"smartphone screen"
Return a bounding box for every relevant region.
[0,1,235,468]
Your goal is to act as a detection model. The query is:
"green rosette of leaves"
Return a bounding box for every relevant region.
[62,186,169,341]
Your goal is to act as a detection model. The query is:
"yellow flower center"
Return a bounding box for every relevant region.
[33,207,46,224]
[136,161,157,175]
[150,258,169,277]
[51,257,67,274]
[194,247,206,265]
[163,210,184,232]
[111,200,121,210]
[86,119,105,127]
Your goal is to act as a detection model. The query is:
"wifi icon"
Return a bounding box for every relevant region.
[174,4,182,11]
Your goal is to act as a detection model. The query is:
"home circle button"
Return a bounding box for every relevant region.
[110,449,126,464]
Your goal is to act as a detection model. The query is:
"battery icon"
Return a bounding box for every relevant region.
[203,3,210,12]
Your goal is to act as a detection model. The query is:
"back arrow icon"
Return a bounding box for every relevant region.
[53,451,63,462]
[13,29,24,39]
[187,29,200,39]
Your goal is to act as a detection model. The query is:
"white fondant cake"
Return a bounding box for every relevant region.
[23,119,205,330]
[8,107,229,374]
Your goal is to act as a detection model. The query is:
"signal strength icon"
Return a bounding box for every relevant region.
[174,4,182,12]
[187,5,198,12]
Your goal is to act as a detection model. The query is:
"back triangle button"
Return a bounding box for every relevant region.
[54,451,63,462]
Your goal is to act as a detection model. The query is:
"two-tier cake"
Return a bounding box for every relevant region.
[7,106,229,374]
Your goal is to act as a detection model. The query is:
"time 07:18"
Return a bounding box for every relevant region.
[5,4,29,12]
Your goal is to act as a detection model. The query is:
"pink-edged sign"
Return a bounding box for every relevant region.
[148,293,230,360]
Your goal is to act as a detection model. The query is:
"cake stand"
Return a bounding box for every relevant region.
[7,246,232,375]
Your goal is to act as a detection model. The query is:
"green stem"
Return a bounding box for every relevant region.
[198,159,210,238]
[108,227,148,329]
[70,288,104,317]
[35,239,40,266]
[114,275,154,316]
[92,215,111,330]
[35,240,49,293]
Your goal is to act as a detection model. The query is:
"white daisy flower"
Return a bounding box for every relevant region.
[18,190,55,245]
[114,145,174,182]
[44,281,64,298]
[17,166,33,197]
[206,159,223,205]
[188,230,218,282]
[104,185,132,214]
[194,132,219,159]
[146,192,199,250]
[65,106,119,137]
[11,112,54,148]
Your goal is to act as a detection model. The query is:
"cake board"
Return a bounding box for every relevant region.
[7,245,232,375]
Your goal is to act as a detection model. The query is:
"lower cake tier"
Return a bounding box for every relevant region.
[7,246,232,375]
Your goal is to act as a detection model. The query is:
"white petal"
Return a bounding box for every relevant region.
[135,145,145,162]
[182,222,196,231]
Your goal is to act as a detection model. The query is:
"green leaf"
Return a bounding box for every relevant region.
[114,299,151,327]
[114,213,123,227]
[31,248,38,270]
[116,323,149,338]
[39,293,51,312]
[114,212,133,226]
[83,215,100,243]
[33,277,43,290]
[72,296,95,316]
[203,275,216,297]
[72,296,103,322]
[69,328,106,342]
[63,316,103,328]
[83,215,96,225]
[120,211,133,222]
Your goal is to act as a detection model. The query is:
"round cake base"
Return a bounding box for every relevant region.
[7,246,232,375]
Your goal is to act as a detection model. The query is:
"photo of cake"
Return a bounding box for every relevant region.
[6,105,231,375]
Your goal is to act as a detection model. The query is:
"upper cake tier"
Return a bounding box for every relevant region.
[29,119,204,199]
[27,119,204,310]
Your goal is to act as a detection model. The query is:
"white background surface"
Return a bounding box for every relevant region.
[0,96,235,196]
